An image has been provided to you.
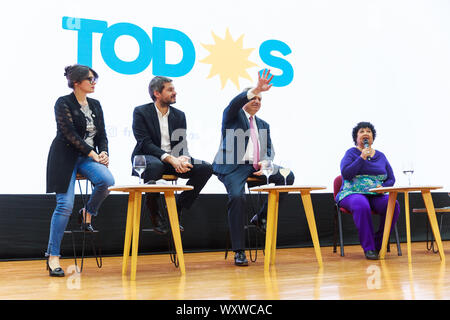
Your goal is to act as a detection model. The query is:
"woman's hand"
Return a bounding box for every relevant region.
[99,151,109,167]
[360,147,373,160]
[88,150,100,162]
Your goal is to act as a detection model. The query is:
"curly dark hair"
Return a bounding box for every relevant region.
[352,121,376,145]
[64,64,98,89]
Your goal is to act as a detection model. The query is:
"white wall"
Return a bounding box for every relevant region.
[1,0,449,194]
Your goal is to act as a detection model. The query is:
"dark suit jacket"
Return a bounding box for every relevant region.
[46,92,108,193]
[131,103,189,165]
[212,91,274,176]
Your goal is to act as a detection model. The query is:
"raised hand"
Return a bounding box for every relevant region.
[254,69,274,94]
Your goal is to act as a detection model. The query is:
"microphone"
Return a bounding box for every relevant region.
[363,138,372,161]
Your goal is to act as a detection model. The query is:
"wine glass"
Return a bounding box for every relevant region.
[133,155,146,184]
[402,161,414,186]
[261,160,274,185]
[278,161,291,185]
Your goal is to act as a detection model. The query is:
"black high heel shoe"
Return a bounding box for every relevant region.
[81,222,96,232]
[78,208,96,232]
[46,259,65,277]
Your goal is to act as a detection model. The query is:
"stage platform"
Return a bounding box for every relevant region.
[0,242,449,300]
[0,192,449,260]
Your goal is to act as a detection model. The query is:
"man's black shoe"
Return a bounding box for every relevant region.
[250,214,266,233]
[150,211,168,235]
[234,250,248,266]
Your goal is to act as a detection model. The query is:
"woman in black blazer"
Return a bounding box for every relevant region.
[45,64,114,277]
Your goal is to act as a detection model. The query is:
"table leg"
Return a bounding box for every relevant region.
[422,191,445,262]
[270,192,280,266]
[122,192,135,275]
[165,191,186,275]
[264,191,278,271]
[404,192,412,263]
[130,192,142,281]
[379,191,397,259]
[300,191,323,268]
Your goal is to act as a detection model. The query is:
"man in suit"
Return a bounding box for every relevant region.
[132,76,213,234]
[213,70,295,266]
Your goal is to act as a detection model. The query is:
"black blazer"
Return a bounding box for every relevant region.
[212,91,274,176]
[131,102,189,165]
[46,93,108,193]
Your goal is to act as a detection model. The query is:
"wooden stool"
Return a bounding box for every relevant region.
[413,207,450,253]
[109,184,193,280]
[224,176,266,262]
[64,173,102,272]
[249,185,325,270]
[370,186,444,263]
[142,174,181,267]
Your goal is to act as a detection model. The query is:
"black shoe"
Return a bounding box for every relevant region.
[78,208,96,232]
[81,223,96,232]
[365,250,379,260]
[250,214,266,233]
[234,250,248,266]
[46,259,65,277]
[150,212,169,235]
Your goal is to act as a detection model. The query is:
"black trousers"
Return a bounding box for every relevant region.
[141,155,213,216]
[217,164,295,251]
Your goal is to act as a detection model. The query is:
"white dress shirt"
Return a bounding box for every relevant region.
[154,105,171,161]
[242,88,260,162]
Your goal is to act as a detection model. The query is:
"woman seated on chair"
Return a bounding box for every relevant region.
[336,121,400,260]
[45,64,115,277]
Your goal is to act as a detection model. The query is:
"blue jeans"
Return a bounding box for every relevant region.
[46,156,115,257]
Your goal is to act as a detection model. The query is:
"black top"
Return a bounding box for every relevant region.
[46,92,108,193]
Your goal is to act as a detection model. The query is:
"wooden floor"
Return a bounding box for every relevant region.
[1,241,450,300]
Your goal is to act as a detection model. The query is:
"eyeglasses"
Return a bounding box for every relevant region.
[84,77,97,84]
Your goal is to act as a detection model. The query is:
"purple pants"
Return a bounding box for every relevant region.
[339,194,400,252]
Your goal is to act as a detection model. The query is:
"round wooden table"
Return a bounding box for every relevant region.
[369,185,444,263]
[109,184,193,280]
[249,185,326,270]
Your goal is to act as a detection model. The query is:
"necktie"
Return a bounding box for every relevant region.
[249,116,260,170]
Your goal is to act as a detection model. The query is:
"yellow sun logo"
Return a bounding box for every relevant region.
[200,29,258,89]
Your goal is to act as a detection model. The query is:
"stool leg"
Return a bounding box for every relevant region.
[264,191,277,271]
[270,192,280,266]
[165,191,186,275]
[394,224,402,256]
[404,192,412,263]
[224,229,230,260]
[122,192,136,276]
[337,209,344,256]
[130,192,142,281]
[380,192,398,259]
[69,232,80,272]
[422,191,445,262]
[300,191,323,268]
[90,231,103,268]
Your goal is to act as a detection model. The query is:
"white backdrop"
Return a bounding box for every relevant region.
[1,0,449,194]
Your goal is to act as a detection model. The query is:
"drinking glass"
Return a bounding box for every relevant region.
[278,161,291,185]
[402,161,414,186]
[133,155,146,184]
[261,160,274,185]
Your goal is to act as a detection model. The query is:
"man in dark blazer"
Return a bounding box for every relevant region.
[212,70,295,266]
[132,76,213,234]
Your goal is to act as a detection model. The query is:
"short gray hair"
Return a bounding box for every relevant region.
[149,76,172,101]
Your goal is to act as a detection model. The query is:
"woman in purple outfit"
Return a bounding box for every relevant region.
[336,122,400,260]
